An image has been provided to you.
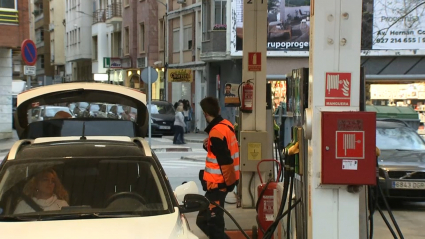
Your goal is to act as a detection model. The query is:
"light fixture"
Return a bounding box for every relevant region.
[127,71,132,76]
[137,70,140,75]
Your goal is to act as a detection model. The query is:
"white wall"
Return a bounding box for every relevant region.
[0,49,12,139]
[65,0,93,62]
[51,0,66,65]
[92,23,110,74]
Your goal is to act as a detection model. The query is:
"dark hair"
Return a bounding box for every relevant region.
[200,97,220,117]
[225,84,232,88]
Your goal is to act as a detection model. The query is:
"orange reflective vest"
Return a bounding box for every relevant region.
[203,119,240,184]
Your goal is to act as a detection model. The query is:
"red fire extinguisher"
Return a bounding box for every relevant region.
[256,159,282,238]
[241,80,254,113]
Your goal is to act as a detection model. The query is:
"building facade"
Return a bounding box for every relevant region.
[0,0,30,139]
[33,0,54,86]
[65,0,93,82]
[91,0,123,84]
[49,0,66,83]
[119,0,165,100]
[168,0,206,131]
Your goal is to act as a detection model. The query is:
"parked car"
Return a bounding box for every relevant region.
[29,106,74,122]
[148,100,176,135]
[377,120,425,202]
[5,82,207,238]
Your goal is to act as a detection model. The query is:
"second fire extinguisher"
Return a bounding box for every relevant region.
[239,80,254,113]
[256,159,282,238]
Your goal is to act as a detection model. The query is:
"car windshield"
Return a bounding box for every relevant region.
[0,157,171,219]
[376,127,425,150]
[148,103,175,115]
[27,102,138,124]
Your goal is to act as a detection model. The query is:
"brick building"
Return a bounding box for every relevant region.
[0,0,30,139]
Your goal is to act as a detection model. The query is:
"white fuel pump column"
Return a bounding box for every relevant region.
[239,0,269,208]
[305,1,362,238]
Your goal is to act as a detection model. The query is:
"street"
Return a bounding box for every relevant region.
[1,135,425,239]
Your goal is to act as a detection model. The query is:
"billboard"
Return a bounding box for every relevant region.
[231,0,311,56]
[231,0,425,56]
[372,0,425,50]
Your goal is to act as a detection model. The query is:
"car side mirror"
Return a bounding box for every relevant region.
[174,181,199,204]
[180,194,209,213]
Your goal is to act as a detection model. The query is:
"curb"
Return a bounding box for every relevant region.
[185,139,204,143]
[152,147,192,153]
[181,156,205,161]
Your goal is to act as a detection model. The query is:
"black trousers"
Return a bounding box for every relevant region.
[196,190,230,239]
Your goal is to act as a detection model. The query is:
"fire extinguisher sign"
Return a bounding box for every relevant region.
[335,131,365,159]
[325,72,351,106]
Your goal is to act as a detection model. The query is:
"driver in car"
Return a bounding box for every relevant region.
[14,168,69,214]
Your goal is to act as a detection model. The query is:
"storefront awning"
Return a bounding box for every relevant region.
[362,56,425,82]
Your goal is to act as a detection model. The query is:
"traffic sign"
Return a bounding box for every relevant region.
[21,39,37,66]
[325,72,351,106]
[248,52,261,71]
[335,131,364,159]
[141,67,158,84]
[24,65,36,75]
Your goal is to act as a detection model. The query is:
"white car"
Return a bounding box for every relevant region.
[0,83,206,238]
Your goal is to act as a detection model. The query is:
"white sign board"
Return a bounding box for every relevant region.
[24,65,36,76]
[373,0,425,50]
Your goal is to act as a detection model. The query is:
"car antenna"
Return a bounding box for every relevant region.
[80,121,87,140]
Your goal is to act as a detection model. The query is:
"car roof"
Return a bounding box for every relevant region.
[6,136,152,161]
[376,120,410,128]
[151,100,172,105]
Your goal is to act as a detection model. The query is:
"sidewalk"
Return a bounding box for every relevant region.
[185,192,258,239]
[163,132,207,144]
[0,131,19,153]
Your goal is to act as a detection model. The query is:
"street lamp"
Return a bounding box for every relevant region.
[156,0,169,101]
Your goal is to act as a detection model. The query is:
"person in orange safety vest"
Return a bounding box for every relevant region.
[196,96,240,239]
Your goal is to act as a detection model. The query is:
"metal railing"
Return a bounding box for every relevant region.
[0,9,19,24]
[106,3,122,20]
[93,9,106,24]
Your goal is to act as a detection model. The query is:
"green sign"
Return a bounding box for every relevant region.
[103,57,110,68]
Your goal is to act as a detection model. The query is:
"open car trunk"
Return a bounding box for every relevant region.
[15,83,149,140]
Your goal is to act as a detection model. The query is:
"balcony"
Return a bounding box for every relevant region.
[106,3,122,21]
[201,30,227,60]
[93,9,106,24]
[0,9,18,24]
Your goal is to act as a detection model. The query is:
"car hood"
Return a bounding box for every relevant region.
[379,149,425,170]
[0,209,197,239]
[152,113,175,121]
[15,83,149,139]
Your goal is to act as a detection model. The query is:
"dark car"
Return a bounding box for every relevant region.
[148,100,176,136]
[377,120,425,201]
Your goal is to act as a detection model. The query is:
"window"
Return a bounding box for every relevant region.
[159,19,164,50]
[37,55,45,69]
[214,0,226,25]
[36,29,44,44]
[78,28,80,43]
[124,27,130,55]
[139,23,145,53]
[92,35,98,60]
[173,29,180,52]
[183,26,192,50]
[202,0,211,41]
[0,0,16,9]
